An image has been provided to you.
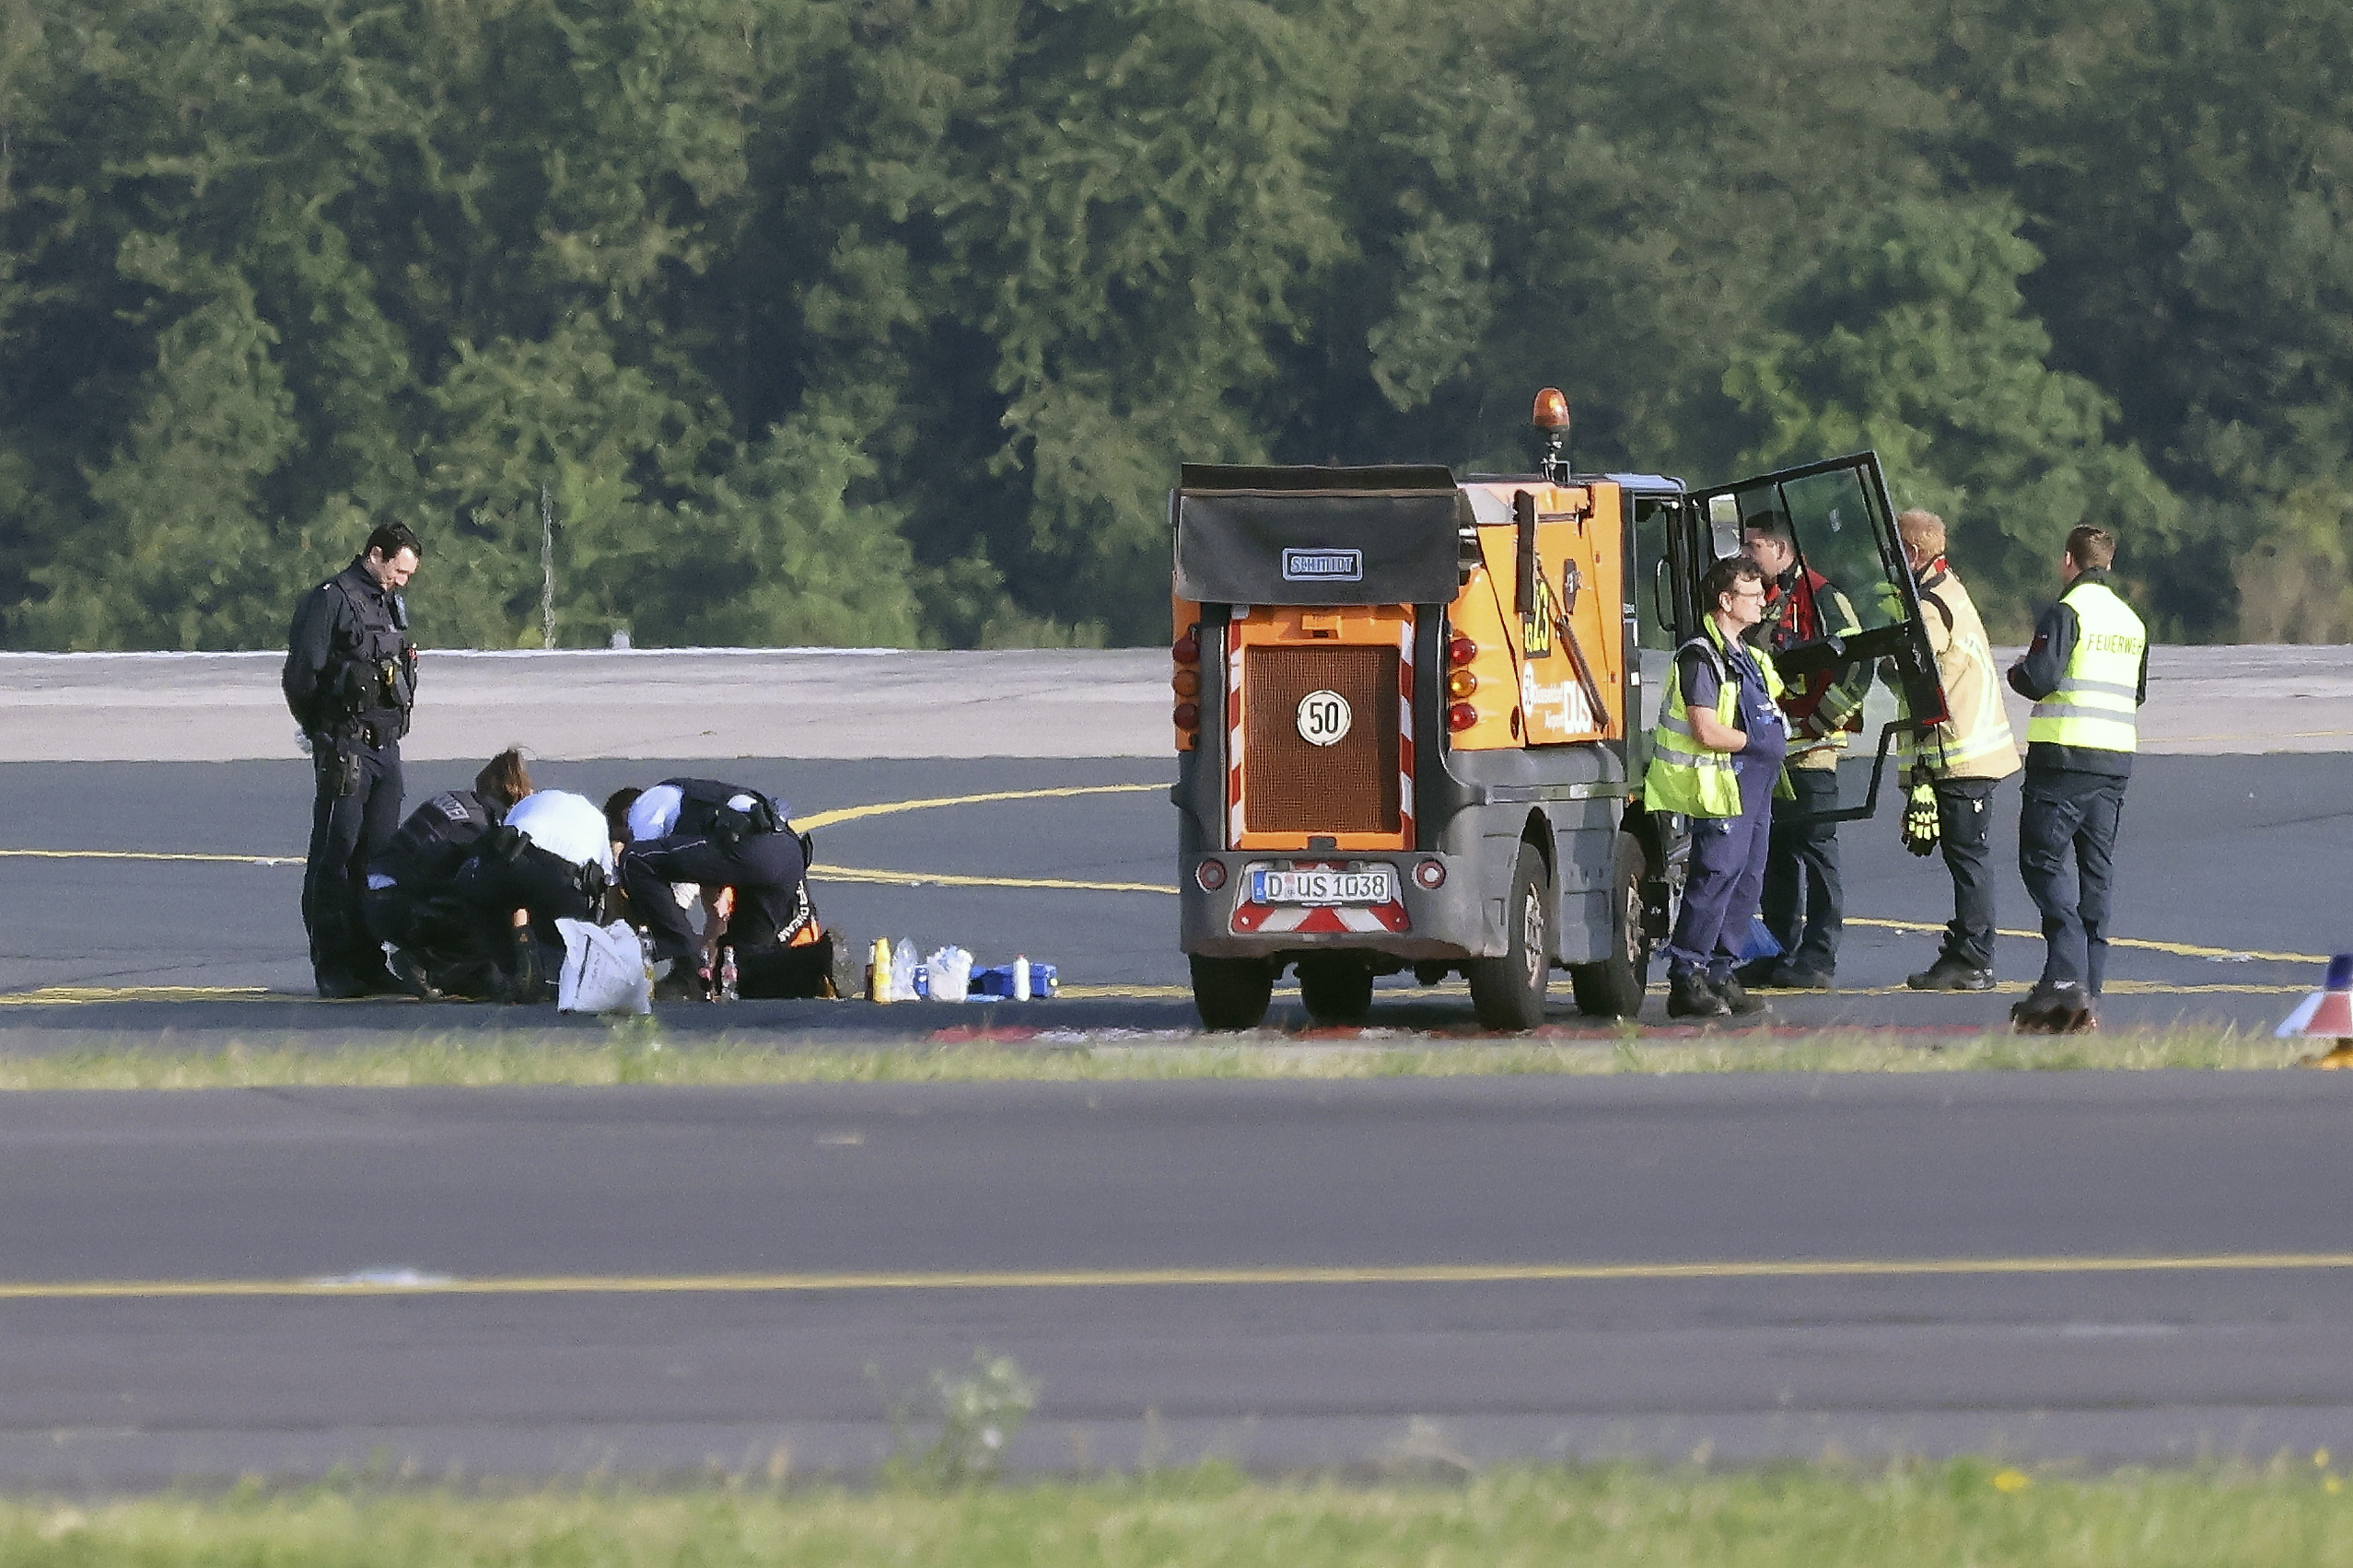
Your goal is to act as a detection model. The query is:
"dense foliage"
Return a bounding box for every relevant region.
[2,0,2347,648]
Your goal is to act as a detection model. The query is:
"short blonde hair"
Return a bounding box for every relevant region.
[1896,508,1946,559]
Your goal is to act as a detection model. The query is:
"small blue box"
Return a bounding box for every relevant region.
[968,963,1058,1000]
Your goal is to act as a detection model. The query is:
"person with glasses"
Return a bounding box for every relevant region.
[1642,554,1792,1018]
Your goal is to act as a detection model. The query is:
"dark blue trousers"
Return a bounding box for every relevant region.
[2018,768,2127,994]
[1760,765,1843,971]
[1664,762,1776,981]
[621,829,807,963]
[301,740,403,992]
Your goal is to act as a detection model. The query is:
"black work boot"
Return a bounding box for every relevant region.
[1667,970,1730,1020]
[2009,982,2091,1034]
[1908,954,1995,992]
[1763,962,1834,991]
[1714,971,1771,1016]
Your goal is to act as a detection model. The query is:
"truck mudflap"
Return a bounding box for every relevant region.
[1180,849,1509,962]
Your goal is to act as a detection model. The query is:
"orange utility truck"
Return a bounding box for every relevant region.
[1170,390,1952,1030]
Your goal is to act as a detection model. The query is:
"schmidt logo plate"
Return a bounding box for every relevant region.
[1282,548,1363,583]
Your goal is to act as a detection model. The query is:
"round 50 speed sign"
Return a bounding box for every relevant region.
[1296,690,1353,746]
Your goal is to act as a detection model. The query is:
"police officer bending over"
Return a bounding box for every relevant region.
[449,788,614,1003]
[363,749,534,999]
[2006,525,2149,1034]
[283,523,423,997]
[617,779,831,999]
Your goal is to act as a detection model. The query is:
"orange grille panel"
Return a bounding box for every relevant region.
[1242,645,1400,836]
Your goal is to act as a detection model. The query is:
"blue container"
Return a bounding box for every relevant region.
[968,963,1058,1000]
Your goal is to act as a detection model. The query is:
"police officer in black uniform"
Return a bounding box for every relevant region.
[283,523,423,997]
[617,778,820,995]
[362,749,533,999]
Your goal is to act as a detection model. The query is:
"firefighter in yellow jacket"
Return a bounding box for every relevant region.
[1644,554,1790,1020]
[1893,510,2023,992]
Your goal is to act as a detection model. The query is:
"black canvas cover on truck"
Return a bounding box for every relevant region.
[1173,464,1466,606]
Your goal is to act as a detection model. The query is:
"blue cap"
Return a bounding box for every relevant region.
[2328,954,2353,992]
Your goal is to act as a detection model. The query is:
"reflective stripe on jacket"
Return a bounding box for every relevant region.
[1904,566,2021,781]
[1644,619,1786,819]
[2026,581,2145,755]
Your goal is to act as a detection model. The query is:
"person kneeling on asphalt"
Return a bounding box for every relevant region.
[617,779,828,999]
[363,748,534,999]
[448,787,614,1003]
[1643,554,1791,1020]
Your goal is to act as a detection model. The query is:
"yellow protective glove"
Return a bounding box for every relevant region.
[1900,779,1940,856]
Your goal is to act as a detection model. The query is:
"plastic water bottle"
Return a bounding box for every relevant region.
[890,939,919,1003]
[1013,954,1031,1002]
[718,946,738,1002]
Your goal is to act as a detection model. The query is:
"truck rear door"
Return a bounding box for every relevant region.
[1690,452,1948,824]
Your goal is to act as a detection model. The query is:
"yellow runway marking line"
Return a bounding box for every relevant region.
[1846,917,2324,967]
[796,782,1166,831]
[816,865,1172,896]
[0,849,302,865]
[14,1250,2353,1302]
[0,986,274,1006]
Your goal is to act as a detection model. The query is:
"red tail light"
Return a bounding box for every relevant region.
[1447,634,1476,667]
[1174,701,1201,731]
[1447,703,1478,732]
[1173,627,1200,664]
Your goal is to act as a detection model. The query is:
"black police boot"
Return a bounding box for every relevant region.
[1667,970,1730,1020]
[496,931,548,1005]
[1908,954,1995,992]
[1732,957,1781,988]
[384,948,441,1002]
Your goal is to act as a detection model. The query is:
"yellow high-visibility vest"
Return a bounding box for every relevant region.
[2026,580,2145,754]
[1644,619,1786,819]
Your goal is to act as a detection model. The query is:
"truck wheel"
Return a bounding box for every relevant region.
[1191,955,1274,1031]
[1297,955,1374,1026]
[1468,841,1550,1031]
[1569,831,1651,1018]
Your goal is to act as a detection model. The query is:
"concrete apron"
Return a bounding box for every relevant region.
[0,645,2345,763]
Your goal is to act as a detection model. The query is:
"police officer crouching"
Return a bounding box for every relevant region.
[449,788,616,1003]
[362,749,534,1000]
[283,523,423,997]
[614,779,833,999]
[1644,555,1792,1019]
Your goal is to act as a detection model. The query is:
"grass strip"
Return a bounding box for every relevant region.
[0,1023,2313,1089]
[6,1459,2353,1566]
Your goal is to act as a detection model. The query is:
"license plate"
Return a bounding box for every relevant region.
[1251,867,1396,905]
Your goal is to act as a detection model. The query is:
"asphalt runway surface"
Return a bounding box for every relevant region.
[0,752,2344,1038]
[3,754,2351,1484]
[9,1074,2353,1486]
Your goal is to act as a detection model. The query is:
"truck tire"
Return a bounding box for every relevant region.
[1297,955,1374,1026]
[1569,831,1650,1018]
[1468,841,1550,1031]
[1191,955,1274,1031]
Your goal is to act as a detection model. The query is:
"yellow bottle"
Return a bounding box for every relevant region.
[868,936,892,1002]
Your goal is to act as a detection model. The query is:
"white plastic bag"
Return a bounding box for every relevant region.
[927,946,973,1003]
[889,938,920,1002]
[557,918,654,1015]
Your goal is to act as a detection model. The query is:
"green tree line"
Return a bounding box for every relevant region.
[1,0,2347,649]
